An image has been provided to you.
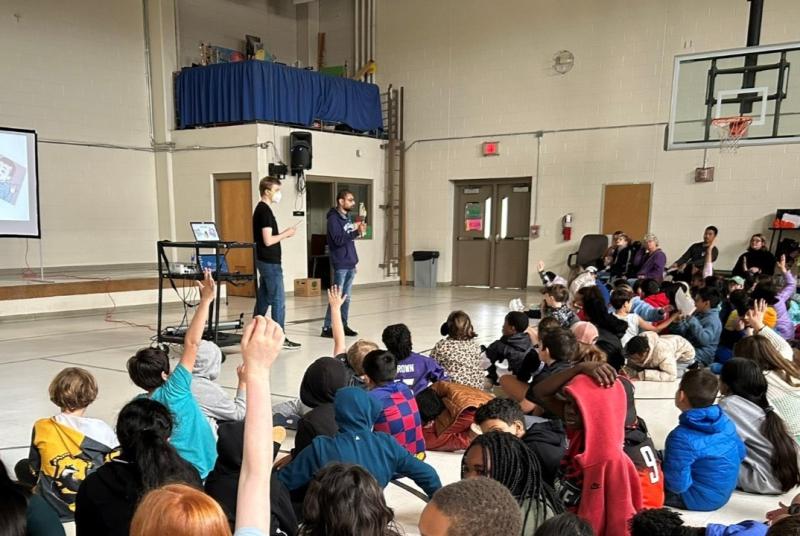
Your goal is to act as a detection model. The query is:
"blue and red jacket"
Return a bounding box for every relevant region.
[369,382,426,456]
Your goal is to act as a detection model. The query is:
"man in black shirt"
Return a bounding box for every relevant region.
[669,225,719,282]
[253,176,301,349]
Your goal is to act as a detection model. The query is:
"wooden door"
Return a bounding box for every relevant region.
[602,183,652,242]
[216,178,255,297]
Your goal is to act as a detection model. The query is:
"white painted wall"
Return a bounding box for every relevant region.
[0,0,158,270]
[177,0,298,67]
[319,0,354,70]
[170,124,392,288]
[376,0,800,285]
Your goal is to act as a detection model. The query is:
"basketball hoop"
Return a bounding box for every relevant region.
[711,115,753,152]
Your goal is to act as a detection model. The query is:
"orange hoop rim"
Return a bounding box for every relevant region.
[711,115,753,138]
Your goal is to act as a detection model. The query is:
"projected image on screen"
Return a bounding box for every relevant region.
[0,128,39,237]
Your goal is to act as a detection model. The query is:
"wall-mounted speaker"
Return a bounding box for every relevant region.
[290,131,312,175]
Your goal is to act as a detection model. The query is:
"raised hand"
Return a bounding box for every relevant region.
[778,255,787,273]
[236,363,246,383]
[241,316,284,375]
[536,260,545,272]
[327,285,347,310]
[744,298,768,332]
[197,268,216,303]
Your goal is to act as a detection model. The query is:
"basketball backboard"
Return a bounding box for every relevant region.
[666,41,800,150]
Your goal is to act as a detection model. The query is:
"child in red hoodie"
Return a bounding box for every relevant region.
[533,362,643,536]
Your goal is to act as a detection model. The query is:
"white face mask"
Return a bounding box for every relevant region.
[271,191,282,204]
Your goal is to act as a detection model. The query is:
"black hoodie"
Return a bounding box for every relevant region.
[75,458,201,536]
[522,419,567,486]
[205,421,297,535]
[292,357,348,457]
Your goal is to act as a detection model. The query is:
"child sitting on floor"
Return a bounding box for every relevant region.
[21,367,118,520]
[272,287,375,430]
[531,345,665,510]
[277,387,441,499]
[430,310,486,390]
[382,323,447,395]
[363,349,427,457]
[415,381,493,452]
[622,332,696,382]
[462,431,564,532]
[610,287,678,346]
[329,285,378,388]
[125,269,218,479]
[663,368,745,511]
[531,361,642,536]
[191,340,246,434]
[474,397,566,486]
[481,311,533,385]
[719,358,800,495]
[669,286,724,367]
[510,284,578,329]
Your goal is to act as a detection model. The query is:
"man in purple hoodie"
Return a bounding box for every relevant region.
[321,190,366,338]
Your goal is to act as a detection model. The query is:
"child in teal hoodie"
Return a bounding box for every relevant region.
[277,387,441,498]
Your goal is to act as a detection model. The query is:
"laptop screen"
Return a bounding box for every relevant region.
[190,222,220,242]
[198,254,230,273]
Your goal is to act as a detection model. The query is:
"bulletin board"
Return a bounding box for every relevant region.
[601,183,652,241]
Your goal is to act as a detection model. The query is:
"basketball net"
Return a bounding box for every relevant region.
[711,116,752,153]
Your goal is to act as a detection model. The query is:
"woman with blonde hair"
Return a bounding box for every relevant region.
[735,334,800,443]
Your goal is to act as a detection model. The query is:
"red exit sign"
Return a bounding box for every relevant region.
[482,141,500,156]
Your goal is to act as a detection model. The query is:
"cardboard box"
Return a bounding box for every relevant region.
[294,278,321,297]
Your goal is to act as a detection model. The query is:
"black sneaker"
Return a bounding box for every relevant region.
[344,326,358,337]
[283,339,301,350]
[320,327,333,339]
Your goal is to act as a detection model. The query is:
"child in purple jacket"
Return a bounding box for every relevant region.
[382,324,448,395]
[772,255,796,340]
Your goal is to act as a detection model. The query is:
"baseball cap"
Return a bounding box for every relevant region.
[730,276,745,286]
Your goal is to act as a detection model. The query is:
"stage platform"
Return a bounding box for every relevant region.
[0,266,191,318]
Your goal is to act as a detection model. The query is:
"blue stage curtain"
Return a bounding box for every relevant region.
[176,61,383,132]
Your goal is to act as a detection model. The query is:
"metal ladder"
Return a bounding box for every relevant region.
[380,86,405,281]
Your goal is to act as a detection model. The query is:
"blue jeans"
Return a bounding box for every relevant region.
[254,261,286,329]
[323,268,356,328]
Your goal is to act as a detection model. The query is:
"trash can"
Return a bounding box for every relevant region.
[412,251,439,288]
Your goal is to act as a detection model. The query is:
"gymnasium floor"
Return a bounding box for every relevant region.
[0,285,793,533]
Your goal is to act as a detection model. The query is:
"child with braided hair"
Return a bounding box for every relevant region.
[462,431,564,534]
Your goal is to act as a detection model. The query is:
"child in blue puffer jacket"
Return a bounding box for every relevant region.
[663,368,745,511]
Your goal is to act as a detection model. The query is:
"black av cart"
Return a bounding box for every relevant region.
[156,240,257,348]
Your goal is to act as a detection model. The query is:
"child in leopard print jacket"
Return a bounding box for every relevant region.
[430,311,487,391]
